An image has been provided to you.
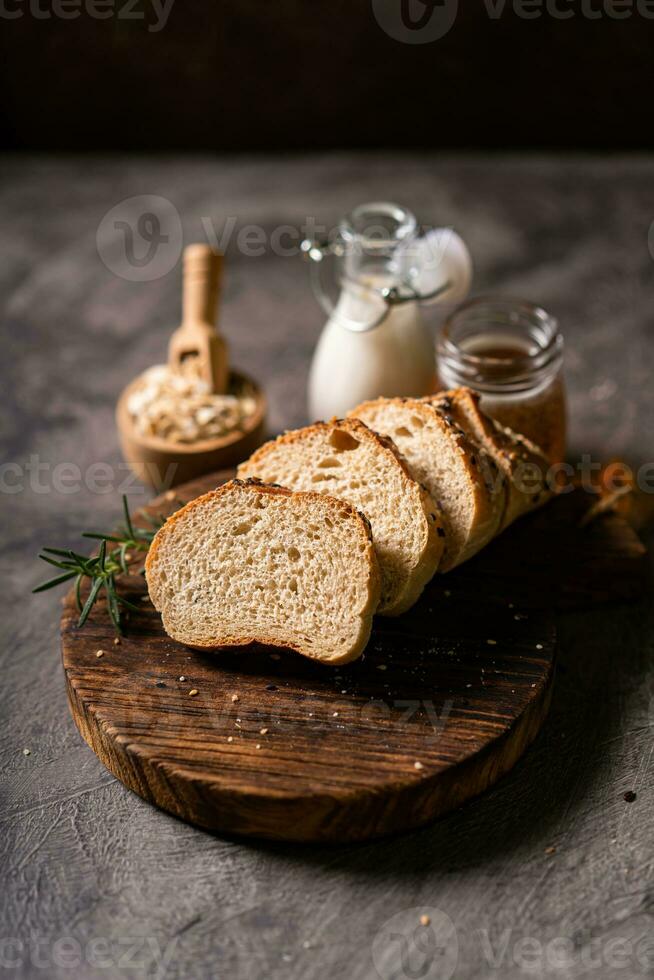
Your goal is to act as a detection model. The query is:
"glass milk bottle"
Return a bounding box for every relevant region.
[303,202,472,421]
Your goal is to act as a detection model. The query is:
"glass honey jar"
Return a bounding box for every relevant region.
[436,296,566,462]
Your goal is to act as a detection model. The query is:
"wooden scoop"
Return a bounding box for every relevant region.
[168,244,228,394]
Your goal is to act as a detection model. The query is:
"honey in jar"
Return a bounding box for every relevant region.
[436,296,566,463]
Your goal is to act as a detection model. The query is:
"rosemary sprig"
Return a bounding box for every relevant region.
[33,495,169,636]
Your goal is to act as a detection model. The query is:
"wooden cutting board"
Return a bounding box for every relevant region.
[61,471,647,842]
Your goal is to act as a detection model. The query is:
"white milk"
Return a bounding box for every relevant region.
[308,276,434,420]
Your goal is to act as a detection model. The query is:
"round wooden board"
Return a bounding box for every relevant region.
[60,470,646,842]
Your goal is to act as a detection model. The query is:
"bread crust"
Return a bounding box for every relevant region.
[348,397,506,571]
[425,388,552,531]
[238,418,445,615]
[146,479,381,665]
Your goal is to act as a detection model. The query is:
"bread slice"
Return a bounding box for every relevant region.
[425,388,552,530]
[237,418,444,616]
[348,398,506,571]
[145,479,381,665]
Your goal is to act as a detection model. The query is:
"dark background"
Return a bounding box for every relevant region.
[2,0,653,152]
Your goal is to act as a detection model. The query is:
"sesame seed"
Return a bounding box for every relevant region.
[140,595,150,603]
[189,689,198,697]
[487,639,497,645]
[333,712,339,717]
[227,736,233,743]
[256,744,261,749]
[113,637,121,646]
[260,728,268,735]
[95,650,104,658]
[179,676,186,682]
[22,748,31,756]
[536,643,543,650]
[377,664,387,671]
[414,761,424,770]
[545,846,556,855]
[420,914,431,926]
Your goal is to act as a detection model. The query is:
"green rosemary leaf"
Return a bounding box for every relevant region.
[38,553,77,571]
[75,574,84,613]
[122,494,135,539]
[78,577,104,628]
[32,571,78,593]
[116,595,142,613]
[105,577,122,634]
[81,532,126,543]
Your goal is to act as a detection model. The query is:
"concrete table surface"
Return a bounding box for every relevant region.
[1,154,653,980]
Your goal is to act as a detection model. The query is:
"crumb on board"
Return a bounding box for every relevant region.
[22,748,31,756]
[420,914,431,926]
[179,675,186,682]
[231,694,240,703]
[113,637,121,646]
[545,846,556,855]
[260,728,268,735]
[189,689,198,697]
[414,761,424,771]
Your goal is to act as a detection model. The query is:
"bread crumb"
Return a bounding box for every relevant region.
[420,914,431,926]
[231,694,240,703]
[545,846,556,855]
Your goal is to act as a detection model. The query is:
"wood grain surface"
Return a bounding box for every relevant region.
[61,471,645,842]
[4,156,654,980]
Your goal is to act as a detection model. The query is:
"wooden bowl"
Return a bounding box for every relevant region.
[116,369,267,491]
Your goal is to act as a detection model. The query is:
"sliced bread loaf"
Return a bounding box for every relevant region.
[237,418,444,616]
[348,398,506,571]
[145,479,381,665]
[425,388,552,530]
